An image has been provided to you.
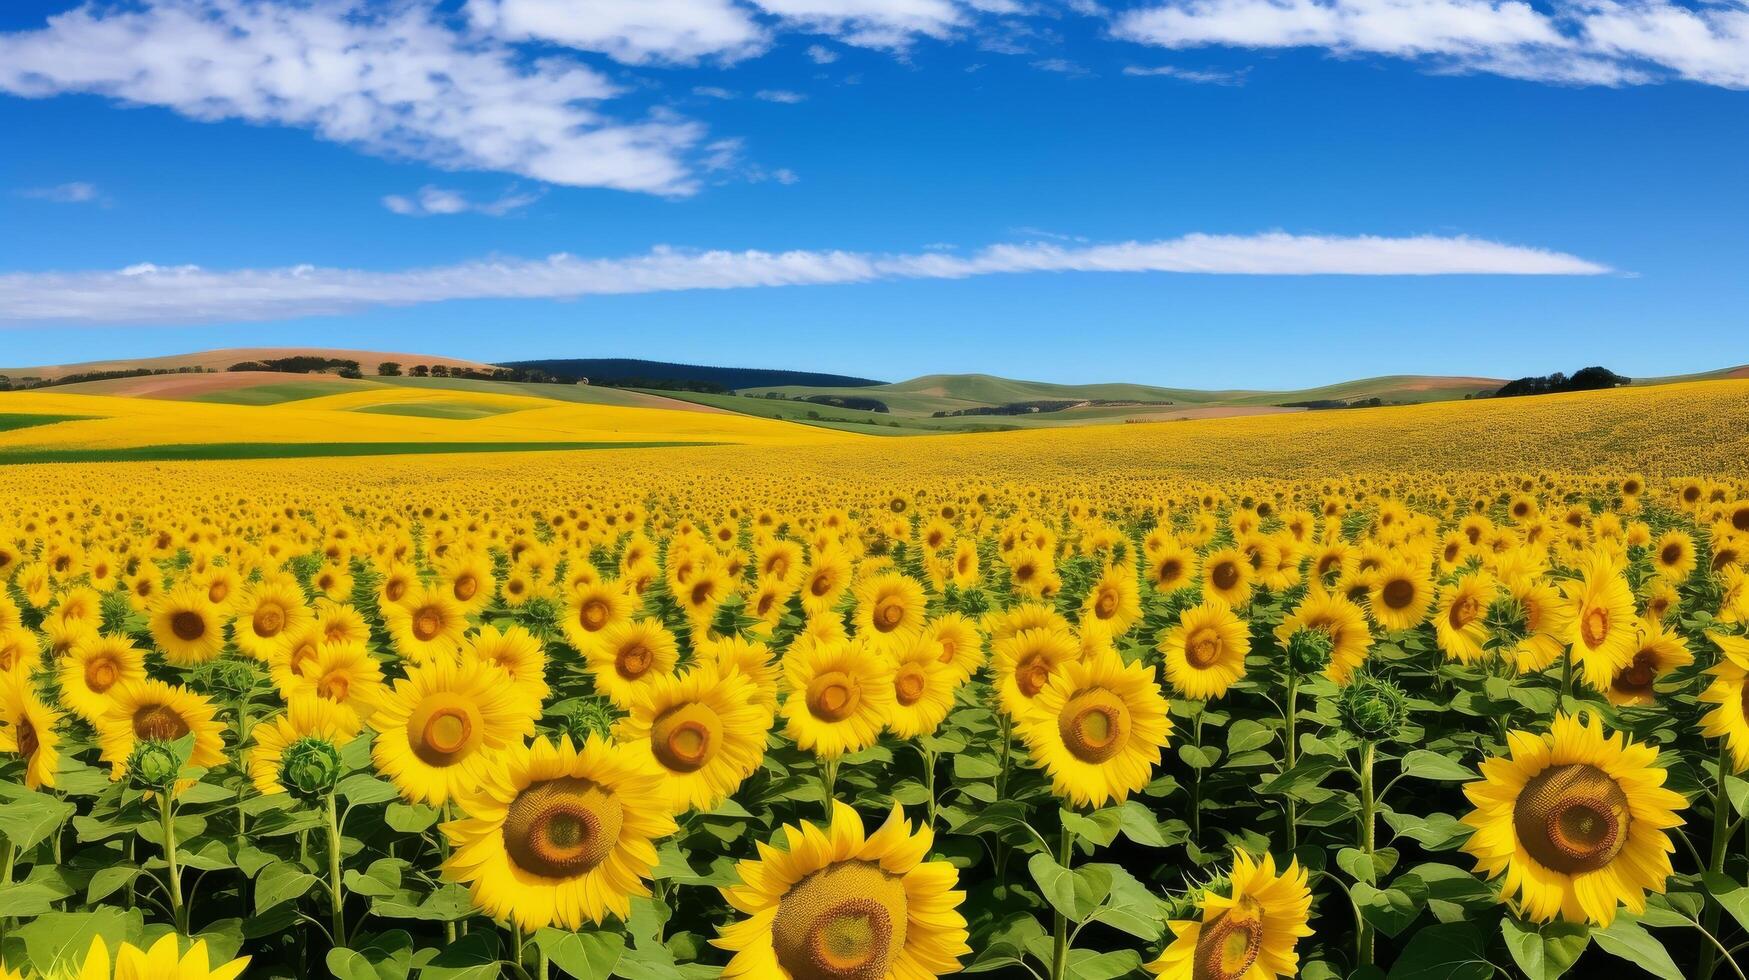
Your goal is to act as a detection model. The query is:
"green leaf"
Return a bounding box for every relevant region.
[87,866,141,904]
[1704,872,1749,935]
[338,774,401,806]
[1028,853,1113,923]
[1399,750,1476,782]
[1059,807,1121,847]
[0,785,76,851]
[1261,755,1340,799]
[1065,948,1142,980]
[1592,915,1683,980]
[1352,883,1419,938]
[1178,744,1221,769]
[1338,847,1398,885]
[384,803,440,834]
[533,928,624,979]
[1387,923,1491,980]
[327,930,416,980]
[418,931,500,980]
[1117,801,1179,848]
[255,860,319,913]
[1501,917,1589,980]
[13,908,137,972]
[1225,719,1273,754]
[0,883,61,917]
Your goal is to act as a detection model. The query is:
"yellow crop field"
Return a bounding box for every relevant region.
[0,378,1747,979]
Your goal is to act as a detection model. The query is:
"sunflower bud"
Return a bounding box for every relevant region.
[203,658,259,699]
[281,737,343,798]
[564,698,617,743]
[1286,627,1334,675]
[1338,675,1409,742]
[128,740,183,791]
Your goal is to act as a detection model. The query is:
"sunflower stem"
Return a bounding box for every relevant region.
[235,697,252,848]
[159,792,188,935]
[1356,739,1376,971]
[1704,739,1734,980]
[441,802,458,945]
[922,744,939,835]
[0,839,13,945]
[821,757,840,819]
[1050,823,1075,980]
[1283,669,1299,853]
[1191,711,1203,845]
[1561,648,1573,703]
[537,948,551,979]
[325,792,347,949]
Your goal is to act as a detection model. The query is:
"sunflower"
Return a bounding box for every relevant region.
[586,618,680,710]
[562,581,636,653]
[1605,619,1692,707]
[992,626,1080,720]
[0,672,61,789]
[924,612,984,684]
[616,663,772,814]
[1563,551,1639,692]
[371,653,534,805]
[376,562,419,609]
[1159,597,1251,700]
[313,599,371,646]
[442,734,677,929]
[1198,546,1253,608]
[1145,849,1313,980]
[248,695,361,795]
[47,586,104,632]
[703,634,782,712]
[1081,563,1142,639]
[1651,530,1697,582]
[0,628,42,680]
[232,581,313,661]
[148,584,226,666]
[71,934,249,980]
[1506,579,1574,675]
[887,641,958,740]
[1018,646,1171,807]
[800,549,854,616]
[1276,590,1374,685]
[1367,557,1434,632]
[383,585,468,664]
[464,623,550,715]
[1461,712,1686,925]
[678,565,734,630]
[950,537,981,589]
[440,553,496,615]
[1700,633,1749,770]
[58,634,148,723]
[1433,573,1497,665]
[781,636,894,760]
[96,679,227,783]
[276,638,386,724]
[715,802,970,980]
[311,561,354,602]
[852,571,927,655]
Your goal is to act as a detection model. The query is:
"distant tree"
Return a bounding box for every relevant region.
[410,365,430,377]
[337,367,363,379]
[431,365,450,377]
[1495,366,1630,398]
[377,361,403,377]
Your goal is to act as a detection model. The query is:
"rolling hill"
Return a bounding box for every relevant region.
[0,347,495,382]
[495,357,884,390]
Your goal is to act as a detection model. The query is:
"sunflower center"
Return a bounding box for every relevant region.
[208,581,230,604]
[1450,595,1481,629]
[810,573,834,597]
[1210,561,1239,591]
[772,861,908,980]
[1192,906,1265,980]
[1186,627,1224,669]
[1057,688,1131,764]
[386,579,407,602]
[134,703,191,741]
[317,673,351,702]
[408,694,481,766]
[1382,578,1415,610]
[454,575,478,601]
[690,582,714,607]
[1613,651,1658,696]
[581,600,609,631]
[873,597,906,631]
[936,638,958,665]
[1513,763,1630,874]
[254,604,285,637]
[1660,543,1684,565]
[412,607,444,642]
[503,777,622,878]
[651,702,722,773]
[1580,607,1610,649]
[616,644,654,680]
[894,665,927,706]
[86,656,120,693]
[1159,558,1183,582]
[807,671,860,722]
[170,610,207,642]
[1016,655,1052,698]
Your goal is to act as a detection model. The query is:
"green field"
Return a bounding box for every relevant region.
[0,412,95,432]
[636,389,1020,434]
[0,441,715,465]
[351,400,522,420]
[187,379,375,405]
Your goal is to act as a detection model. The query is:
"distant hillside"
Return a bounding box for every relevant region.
[0,347,495,382]
[498,358,884,391]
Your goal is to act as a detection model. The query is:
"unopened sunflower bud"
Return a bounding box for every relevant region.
[1338,675,1409,742]
[564,698,617,742]
[281,737,343,798]
[1287,627,1334,675]
[129,740,182,791]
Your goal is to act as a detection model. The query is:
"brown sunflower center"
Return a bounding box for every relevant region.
[254,604,285,638]
[386,579,408,603]
[16,719,38,759]
[936,638,958,665]
[208,581,230,604]
[772,861,909,980]
[503,777,622,878]
[407,694,480,766]
[1016,655,1052,698]
[807,671,860,722]
[1513,763,1630,874]
[1210,561,1240,591]
[1094,588,1119,619]
[412,607,444,642]
[894,664,927,706]
[1193,908,1264,980]
[1450,594,1482,629]
[651,702,722,773]
[1660,543,1684,566]
[454,575,478,601]
[1186,627,1224,669]
[170,610,207,642]
[873,596,906,632]
[616,643,654,680]
[1057,688,1131,764]
[1613,650,1658,696]
[86,655,120,693]
[317,672,351,702]
[580,600,609,631]
[1381,578,1415,610]
[134,703,190,741]
[810,572,834,597]
[1580,607,1610,649]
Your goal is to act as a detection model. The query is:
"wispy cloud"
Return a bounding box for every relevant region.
[382,186,544,218]
[467,0,768,64]
[16,181,102,203]
[1112,0,1749,88]
[0,1,705,195]
[755,89,809,102]
[0,233,1610,324]
[1124,64,1250,84]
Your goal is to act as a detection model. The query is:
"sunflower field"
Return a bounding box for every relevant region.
[1,387,1749,980]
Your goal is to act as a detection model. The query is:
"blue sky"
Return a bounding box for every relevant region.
[1,0,1744,388]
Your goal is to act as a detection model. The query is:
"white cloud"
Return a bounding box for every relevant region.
[466,0,768,64]
[755,88,809,101]
[1124,63,1250,83]
[750,0,967,49]
[0,0,705,195]
[806,42,841,61]
[17,181,101,203]
[382,185,543,217]
[1113,0,1749,88]
[0,232,1609,323]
